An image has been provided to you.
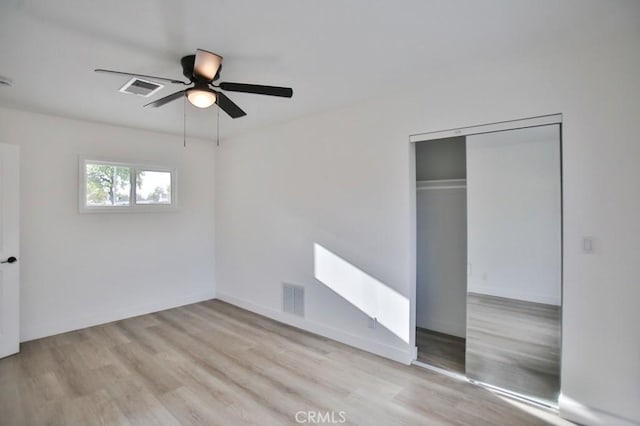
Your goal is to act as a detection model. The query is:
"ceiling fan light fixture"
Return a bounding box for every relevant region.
[187,89,216,108]
[194,49,223,81]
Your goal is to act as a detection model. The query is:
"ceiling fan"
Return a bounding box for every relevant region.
[95,49,293,118]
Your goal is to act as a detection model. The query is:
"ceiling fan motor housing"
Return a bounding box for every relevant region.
[181,55,195,81]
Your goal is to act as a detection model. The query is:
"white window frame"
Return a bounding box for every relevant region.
[79,157,178,213]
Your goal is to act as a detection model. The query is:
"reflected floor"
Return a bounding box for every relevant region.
[416,327,466,374]
[466,293,561,403]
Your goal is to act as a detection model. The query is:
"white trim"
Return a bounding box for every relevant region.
[417,319,466,339]
[409,113,563,143]
[216,292,415,365]
[558,394,639,426]
[21,288,215,342]
[78,156,178,213]
[416,179,466,190]
[408,143,418,353]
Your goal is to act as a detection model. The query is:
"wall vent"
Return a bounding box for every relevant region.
[119,77,164,97]
[283,283,305,317]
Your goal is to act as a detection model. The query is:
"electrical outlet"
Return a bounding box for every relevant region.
[368,317,377,329]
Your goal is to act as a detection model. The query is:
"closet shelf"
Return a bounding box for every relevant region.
[417,179,467,190]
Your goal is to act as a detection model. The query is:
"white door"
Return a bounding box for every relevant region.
[0,143,20,358]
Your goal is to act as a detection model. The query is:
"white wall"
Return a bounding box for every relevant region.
[0,107,216,341]
[416,184,467,338]
[466,125,561,306]
[215,30,640,426]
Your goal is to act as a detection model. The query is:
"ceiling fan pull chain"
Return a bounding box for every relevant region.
[217,103,220,147]
[183,95,187,148]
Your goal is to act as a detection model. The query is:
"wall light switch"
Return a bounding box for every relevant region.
[583,237,594,253]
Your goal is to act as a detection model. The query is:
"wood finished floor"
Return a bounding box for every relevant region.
[0,300,569,425]
[466,293,561,403]
[416,328,465,375]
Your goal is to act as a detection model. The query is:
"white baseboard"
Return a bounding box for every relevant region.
[216,292,415,365]
[559,394,639,426]
[20,289,216,342]
[417,318,466,339]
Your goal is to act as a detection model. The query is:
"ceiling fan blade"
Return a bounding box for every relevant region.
[215,92,247,119]
[218,82,293,98]
[95,69,187,85]
[143,90,186,108]
[193,49,223,82]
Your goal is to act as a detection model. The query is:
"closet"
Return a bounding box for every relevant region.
[415,137,467,374]
[413,116,562,406]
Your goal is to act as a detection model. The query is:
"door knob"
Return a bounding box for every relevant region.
[1,256,17,264]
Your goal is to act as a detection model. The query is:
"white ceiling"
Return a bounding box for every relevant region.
[0,0,637,140]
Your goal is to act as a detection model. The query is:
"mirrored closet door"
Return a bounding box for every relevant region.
[465,124,562,403]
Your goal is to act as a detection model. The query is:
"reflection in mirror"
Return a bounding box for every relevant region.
[465,124,562,403]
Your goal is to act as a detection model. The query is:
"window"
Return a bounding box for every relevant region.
[79,158,176,212]
[136,170,172,205]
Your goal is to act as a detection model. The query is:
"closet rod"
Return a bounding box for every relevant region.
[417,179,466,190]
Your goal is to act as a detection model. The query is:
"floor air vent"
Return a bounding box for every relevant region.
[283,283,305,317]
[119,77,164,97]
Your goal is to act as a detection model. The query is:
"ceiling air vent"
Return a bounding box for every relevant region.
[119,77,164,97]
